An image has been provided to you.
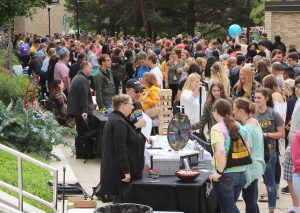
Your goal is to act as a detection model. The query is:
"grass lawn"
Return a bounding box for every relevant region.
[0,150,56,213]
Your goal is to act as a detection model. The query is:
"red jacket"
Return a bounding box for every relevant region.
[292,131,300,174]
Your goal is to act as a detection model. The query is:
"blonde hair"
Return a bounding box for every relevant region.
[236,66,254,98]
[143,72,159,88]
[210,62,229,84]
[182,73,201,91]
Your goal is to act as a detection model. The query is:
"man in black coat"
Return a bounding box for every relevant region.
[69,52,86,81]
[68,61,94,157]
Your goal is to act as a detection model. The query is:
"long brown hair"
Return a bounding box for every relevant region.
[207,81,227,104]
[256,61,269,82]
[262,74,279,93]
[255,87,274,108]
[213,99,239,140]
[49,79,62,100]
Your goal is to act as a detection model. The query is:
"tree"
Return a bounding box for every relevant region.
[65,0,258,38]
[0,0,49,27]
[250,0,265,26]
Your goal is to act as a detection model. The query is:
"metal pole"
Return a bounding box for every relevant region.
[17,156,23,211]
[48,7,51,36]
[247,0,251,44]
[76,0,80,39]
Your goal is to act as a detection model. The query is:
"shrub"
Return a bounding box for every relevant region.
[0,72,28,105]
[0,99,75,160]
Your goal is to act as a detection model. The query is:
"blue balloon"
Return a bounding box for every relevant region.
[228,24,242,38]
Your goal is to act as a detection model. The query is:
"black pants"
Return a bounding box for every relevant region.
[242,179,259,213]
[169,84,178,104]
[21,55,30,68]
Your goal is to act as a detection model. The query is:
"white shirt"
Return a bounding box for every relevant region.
[150,66,163,89]
[180,87,206,124]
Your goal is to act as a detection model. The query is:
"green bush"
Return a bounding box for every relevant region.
[0,72,28,105]
[0,150,55,213]
[0,99,75,160]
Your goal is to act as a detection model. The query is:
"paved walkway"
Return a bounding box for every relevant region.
[50,136,293,213]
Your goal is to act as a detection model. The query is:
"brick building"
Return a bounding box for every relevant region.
[14,0,70,37]
[265,0,300,51]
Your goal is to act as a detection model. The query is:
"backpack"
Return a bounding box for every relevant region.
[225,132,252,169]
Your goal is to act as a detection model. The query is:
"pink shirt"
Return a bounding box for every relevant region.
[54,60,69,80]
[292,131,300,174]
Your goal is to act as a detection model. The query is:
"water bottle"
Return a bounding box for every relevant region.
[107,107,113,117]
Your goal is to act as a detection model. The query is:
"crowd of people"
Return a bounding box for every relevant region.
[13,31,300,213]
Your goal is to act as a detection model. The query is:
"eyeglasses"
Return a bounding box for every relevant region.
[135,90,143,94]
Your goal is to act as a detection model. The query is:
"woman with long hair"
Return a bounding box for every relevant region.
[209,62,231,97]
[49,79,67,125]
[209,99,248,213]
[192,81,231,133]
[111,47,124,95]
[195,57,207,78]
[165,48,185,102]
[254,61,271,84]
[180,73,206,124]
[254,88,285,213]
[262,74,286,121]
[233,97,265,213]
[176,63,201,101]
[232,66,261,101]
[140,73,160,112]
[204,56,217,78]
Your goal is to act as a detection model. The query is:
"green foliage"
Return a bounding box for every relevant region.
[0,99,75,160]
[250,0,265,26]
[0,0,49,27]
[0,72,28,105]
[0,150,54,213]
[65,0,258,38]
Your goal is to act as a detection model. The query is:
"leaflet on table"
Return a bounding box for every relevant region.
[141,112,152,139]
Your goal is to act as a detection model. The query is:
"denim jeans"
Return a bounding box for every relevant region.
[293,173,300,201]
[103,101,112,109]
[213,172,246,213]
[264,153,277,209]
[242,179,259,213]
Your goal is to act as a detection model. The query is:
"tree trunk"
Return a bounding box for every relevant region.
[139,0,149,37]
[187,0,195,36]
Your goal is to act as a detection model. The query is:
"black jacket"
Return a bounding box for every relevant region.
[100,110,145,196]
[28,56,43,76]
[67,71,93,116]
[69,61,81,80]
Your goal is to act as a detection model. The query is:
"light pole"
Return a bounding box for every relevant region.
[47,4,52,36]
[76,0,80,39]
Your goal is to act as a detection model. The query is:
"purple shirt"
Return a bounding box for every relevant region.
[54,60,69,80]
[18,43,30,56]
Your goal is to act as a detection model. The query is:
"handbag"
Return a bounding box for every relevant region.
[145,104,159,119]
[225,133,252,168]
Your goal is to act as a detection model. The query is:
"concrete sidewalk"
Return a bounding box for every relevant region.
[50,135,293,213]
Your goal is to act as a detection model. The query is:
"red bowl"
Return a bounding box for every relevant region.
[175,170,200,181]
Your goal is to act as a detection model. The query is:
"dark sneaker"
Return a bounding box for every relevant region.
[281,185,290,194]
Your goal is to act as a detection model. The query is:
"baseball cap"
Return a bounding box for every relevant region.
[126,79,144,91]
